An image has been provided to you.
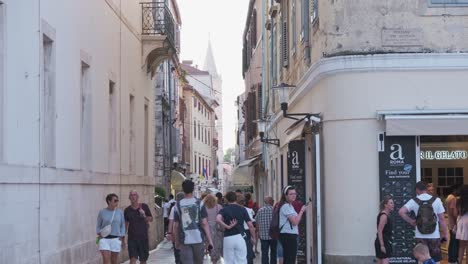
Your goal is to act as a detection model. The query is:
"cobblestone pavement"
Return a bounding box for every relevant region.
[121,239,452,264]
[122,238,262,264]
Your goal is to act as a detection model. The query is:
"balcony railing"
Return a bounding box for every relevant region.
[141,2,175,46]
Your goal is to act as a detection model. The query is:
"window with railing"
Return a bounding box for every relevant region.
[141,2,175,45]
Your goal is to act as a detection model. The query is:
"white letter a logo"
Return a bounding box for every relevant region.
[390,144,404,160]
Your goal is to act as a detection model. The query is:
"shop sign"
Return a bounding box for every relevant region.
[288,140,307,263]
[379,136,417,264]
[420,150,468,160]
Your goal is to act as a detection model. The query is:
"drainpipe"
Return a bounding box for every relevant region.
[168,61,173,194]
[261,0,266,167]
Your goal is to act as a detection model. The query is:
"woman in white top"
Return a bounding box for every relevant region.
[279,185,307,264]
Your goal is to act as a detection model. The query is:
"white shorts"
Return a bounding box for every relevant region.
[99,237,122,252]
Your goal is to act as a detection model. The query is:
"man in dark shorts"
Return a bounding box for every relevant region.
[125,190,153,264]
[399,181,447,264]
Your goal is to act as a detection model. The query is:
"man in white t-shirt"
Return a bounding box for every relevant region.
[173,180,213,264]
[164,194,175,236]
[399,181,448,264]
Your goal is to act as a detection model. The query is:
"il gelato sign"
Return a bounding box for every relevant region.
[420,150,468,160]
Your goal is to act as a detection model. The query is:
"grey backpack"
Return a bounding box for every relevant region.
[414,196,437,234]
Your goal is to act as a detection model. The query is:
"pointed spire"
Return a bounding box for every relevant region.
[203,38,219,78]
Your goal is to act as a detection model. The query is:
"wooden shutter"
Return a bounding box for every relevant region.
[252,10,257,46]
[257,84,263,119]
[311,0,318,21]
[281,1,289,67]
[282,21,289,67]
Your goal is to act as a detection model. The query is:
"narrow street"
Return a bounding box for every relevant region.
[3,0,468,263]
[122,238,263,264]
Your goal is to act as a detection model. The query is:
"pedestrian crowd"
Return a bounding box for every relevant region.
[160,180,310,264]
[94,179,468,264]
[94,179,312,264]
[374,180,468,264]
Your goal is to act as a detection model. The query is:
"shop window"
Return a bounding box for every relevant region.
[437,167,464,197]
[421,167,433,183]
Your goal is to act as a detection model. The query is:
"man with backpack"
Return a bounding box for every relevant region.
[173,180,213,264]
[399,181,448,264]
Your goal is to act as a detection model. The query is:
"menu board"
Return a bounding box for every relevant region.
[379,135,417,264]
[288,140,307,263]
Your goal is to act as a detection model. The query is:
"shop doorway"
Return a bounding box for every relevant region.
[420,136,468,198]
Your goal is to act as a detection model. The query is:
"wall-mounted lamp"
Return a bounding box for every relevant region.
[272,83,321,122]
[256,119,280,147]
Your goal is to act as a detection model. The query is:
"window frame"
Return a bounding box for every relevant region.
[428,0,468,7]
[311,0,318,22]
[80,61,92,170]
[292,0,296,54]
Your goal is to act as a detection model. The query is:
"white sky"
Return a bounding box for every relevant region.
[178,0,250,152]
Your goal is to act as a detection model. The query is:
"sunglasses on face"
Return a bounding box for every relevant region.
[113,199,119,203]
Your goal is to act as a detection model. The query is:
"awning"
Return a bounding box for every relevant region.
[231,165,252,187]
[385,114,468,136]
[171,170,186,188]
[238,154,261,167]
[232,155,261,187]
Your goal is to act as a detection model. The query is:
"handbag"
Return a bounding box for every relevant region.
[100,209,116,238]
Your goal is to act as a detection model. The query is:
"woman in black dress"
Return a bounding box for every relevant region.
[375,195,394,264]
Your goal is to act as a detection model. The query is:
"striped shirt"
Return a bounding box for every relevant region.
[255,205,273,240]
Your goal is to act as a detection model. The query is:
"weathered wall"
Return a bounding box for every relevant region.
[0,0,164,263]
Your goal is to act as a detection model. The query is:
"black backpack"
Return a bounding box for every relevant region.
[414,196,438,234]
[269,204,291,240]
[168,201,176,215]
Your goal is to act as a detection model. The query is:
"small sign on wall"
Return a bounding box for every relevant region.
[382,28,423,47]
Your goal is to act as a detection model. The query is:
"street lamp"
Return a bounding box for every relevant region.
[272,83,321,122]
[256,119,280,147]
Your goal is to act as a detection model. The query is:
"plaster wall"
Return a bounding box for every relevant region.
[0,0,161,263]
